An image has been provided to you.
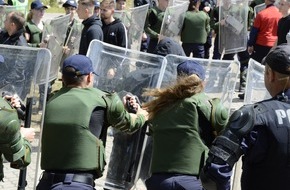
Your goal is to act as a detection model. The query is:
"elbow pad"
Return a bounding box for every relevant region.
[209,105,255,167]
[210,98,229,135]
[10,138,32,169]
[0,98,25,162]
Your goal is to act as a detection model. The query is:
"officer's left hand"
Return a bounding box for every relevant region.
[3,94,21,108]
[20,127,35,143]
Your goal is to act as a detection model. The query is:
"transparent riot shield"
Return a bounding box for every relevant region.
[114,4,149,50]
[219,0,249,54]
[42,14,70,81]
[60,18,83,68]
[172,0,189,6]
[159,2,189,42]
[0,5,27,30]
[163,55,240,111]
[0,45,51,190]
[254,3,265,17]
[243,59,270,104]
[87,40,166,190]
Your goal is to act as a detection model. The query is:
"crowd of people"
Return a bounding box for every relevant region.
[1,0,290,190]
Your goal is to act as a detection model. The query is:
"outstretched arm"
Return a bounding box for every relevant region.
[103,92,148,134]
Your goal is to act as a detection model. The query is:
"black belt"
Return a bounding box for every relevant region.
[42,172,94,186]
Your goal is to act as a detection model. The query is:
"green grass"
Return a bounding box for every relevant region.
[46,6,65,13]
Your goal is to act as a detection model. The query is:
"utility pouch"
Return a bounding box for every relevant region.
[96,138,106,178]
[10,138,32,169]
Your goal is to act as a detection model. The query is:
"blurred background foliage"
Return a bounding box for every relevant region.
[27,0,133,13]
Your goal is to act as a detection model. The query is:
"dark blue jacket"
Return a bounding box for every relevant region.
[102,18,126,48]
[79,15,103,55]
[0,28,27,46]
[203,89,290,190]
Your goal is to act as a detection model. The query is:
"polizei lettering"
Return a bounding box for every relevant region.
[275,109,290,124]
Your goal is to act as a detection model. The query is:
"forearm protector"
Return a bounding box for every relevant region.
[103,93,146,134]
[209,104,255,167]
[10,138,32,169]
[0,98,32,169]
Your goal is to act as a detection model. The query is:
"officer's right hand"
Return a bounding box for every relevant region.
[63,46,71,54]
[123,94,139,112]
[248,46,254,55]
[203,6,211,13]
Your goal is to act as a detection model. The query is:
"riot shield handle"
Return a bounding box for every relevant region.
[17,97,33,190]
[1,91,25,120]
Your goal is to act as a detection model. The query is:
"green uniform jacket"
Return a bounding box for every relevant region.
[25,20,42,47]
[149,92,215,176]
[144,6,165,39]
[181,10,210,44]
[210,6,254,34]
[41,87,146,175]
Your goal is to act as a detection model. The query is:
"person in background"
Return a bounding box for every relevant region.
[144,0,169,53]
[0,11,27,46]
[201,44,290,190]
[94,0,100,17]
[100,0,126,47]
[77,0,103,55]
[199,0,216,59]
[62,0,78,47]
[25,0,47,47]
[115,0,126,10]
[181,0,210,58]
[276,0,290,45]
[63,0,78,30]
[60,0,79,68]
[248,0,282,63]
[210,1,254,99]
[25,0,49,113]
[142,60,228,190]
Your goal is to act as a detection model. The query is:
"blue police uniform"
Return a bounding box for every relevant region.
[201,88,290,190]
[201,44,290,190]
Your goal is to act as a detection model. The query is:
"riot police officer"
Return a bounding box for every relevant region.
[0,54,34,183]
[36,54,148,190]
[0,96,32,182]
[200,43,290,190]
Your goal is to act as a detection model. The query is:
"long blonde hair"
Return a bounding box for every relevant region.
[26,11,33,22]
[142,74,204,120]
